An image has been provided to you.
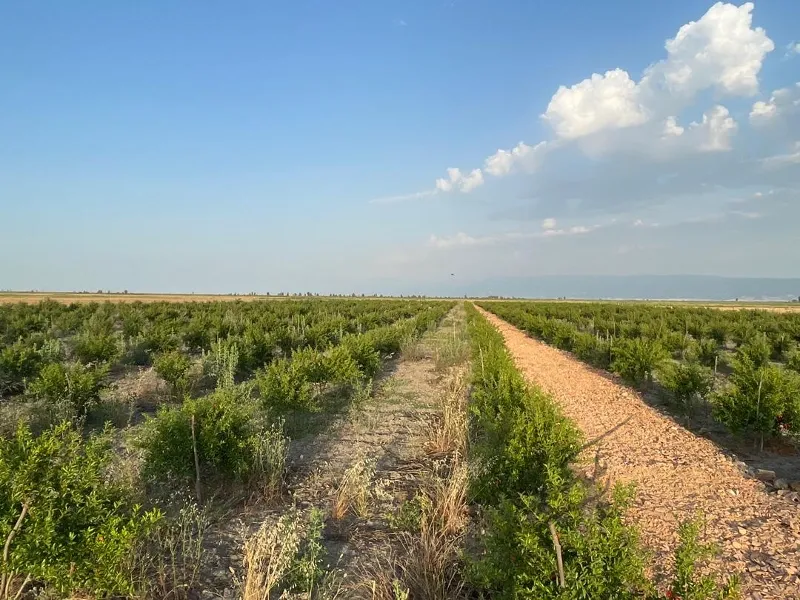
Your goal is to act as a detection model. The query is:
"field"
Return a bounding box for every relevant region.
[1,297,799,598]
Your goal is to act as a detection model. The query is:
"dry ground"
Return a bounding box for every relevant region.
[478,306,800,600]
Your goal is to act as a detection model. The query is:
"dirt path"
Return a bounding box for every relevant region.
[477,307,800,600]
[202,305,470,597]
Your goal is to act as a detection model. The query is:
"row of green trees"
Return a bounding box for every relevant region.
[0,300,452,598]
[481,302,800,447]
[0,298,433,399]
[465,305,738,599]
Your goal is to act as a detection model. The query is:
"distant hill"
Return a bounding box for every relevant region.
[406,275,800,301]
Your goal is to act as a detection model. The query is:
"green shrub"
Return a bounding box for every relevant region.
[0,422,161,598]
[611,338,668,385]
[713,354,800,448]
[154,350,192,399]
[139,386,263,487]
[770,332,795,361]
[26,361,108,419]
[469,477,649,598]
[323,344,362,384]
[340,334,381,378]
[73,330,120,364]
[291,347,329,383]
[141,323,180,354]
[256,359,314,412]
[0,339,42,397]
[691,337,721,368]
[736,334,771,368]
[667,518,739,600]
[123,335,152,366]
[787,350,800,373]
[659,360,713,424]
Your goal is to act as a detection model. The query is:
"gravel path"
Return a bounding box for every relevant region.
[478,307,800,600]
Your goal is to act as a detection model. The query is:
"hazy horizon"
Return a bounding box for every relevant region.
[5,274,800,302]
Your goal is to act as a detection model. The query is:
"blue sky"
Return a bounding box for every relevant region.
[1,1,799,294]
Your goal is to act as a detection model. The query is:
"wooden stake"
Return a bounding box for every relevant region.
[191,415,203,503]
[549,522,565,588]
[1,502,29,600]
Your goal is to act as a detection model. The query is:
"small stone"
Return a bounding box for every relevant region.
[774,478,789,490]
[734,461,748,473]
[754,469,776,482]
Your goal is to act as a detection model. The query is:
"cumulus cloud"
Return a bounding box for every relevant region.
[688,105,738,151]
[542,2,773,141]
[785,42,800,58]
[435,167,484,193]
[541,218,557,230]
[543,69,648,139]
[749,82,800,124]
[373,2,787,210]
[484,141,547,176]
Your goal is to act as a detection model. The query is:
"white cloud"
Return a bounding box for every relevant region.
[785,42,800,58]
[484,141,547,176]
[662,116,685,138]
[749,82,800,124]
[688,105,737,151]
[541,218,557,230]
[435,167,484,193]
[542,2,773,141]
[543,69,648,139]
[655,2,772,97]
[749,99,777,122]
[373,2,786,213]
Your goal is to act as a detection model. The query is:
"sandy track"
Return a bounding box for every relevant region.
[478,307,800,600]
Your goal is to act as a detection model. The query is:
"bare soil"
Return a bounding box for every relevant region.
[478,307,800,600]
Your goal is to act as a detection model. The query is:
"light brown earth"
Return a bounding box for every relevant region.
[478,307,800,600]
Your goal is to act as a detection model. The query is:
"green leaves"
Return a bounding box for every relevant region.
[660,360,714,423]
[26,361,108,419]
[611,338,668,385]
[713,353,800,443]
[0,422,160,597]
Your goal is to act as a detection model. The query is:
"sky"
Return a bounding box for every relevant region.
[1,1,799,294]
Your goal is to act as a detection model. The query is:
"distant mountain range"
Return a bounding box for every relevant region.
[398,275,800,301]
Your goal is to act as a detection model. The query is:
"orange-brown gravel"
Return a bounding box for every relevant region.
[478,307,800,600]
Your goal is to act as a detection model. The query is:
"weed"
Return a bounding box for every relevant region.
[667,518,740,600]
[332,457,376,520]
[242,508,327,600]
[134,499,211,600]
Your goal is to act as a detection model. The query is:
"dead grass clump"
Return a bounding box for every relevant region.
[401,334,428,361]
[133,499,211,600]
[249,420,289,501]
[241,509,327,600]
[357,465,469,599]
[331,457,376,520]
[433,325,470,373]
[242,512,303,600]
[425,371,468,458]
